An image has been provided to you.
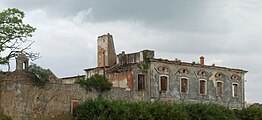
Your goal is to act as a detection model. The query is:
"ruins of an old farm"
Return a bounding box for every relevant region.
[83,33,247,109]
[0,33,247,119]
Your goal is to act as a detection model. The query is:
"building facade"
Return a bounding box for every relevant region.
[85,33,247,109]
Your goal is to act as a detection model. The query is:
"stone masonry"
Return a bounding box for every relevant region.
[0,71,132,120]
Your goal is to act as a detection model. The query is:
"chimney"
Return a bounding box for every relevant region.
[200,56,204,65]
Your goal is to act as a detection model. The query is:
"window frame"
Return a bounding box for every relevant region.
[70,100,79,115]
[232,83,238,97]
[159,75,169,92]
[180,77,189,93]
[138,74,145,91]
[199,79,207,95]
[216,81,224,96]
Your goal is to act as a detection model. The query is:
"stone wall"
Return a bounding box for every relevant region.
[0,72,132,120]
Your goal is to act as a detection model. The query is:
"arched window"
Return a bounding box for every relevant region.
[159,75,169,92]
[178,68,190,75]
[199,79,207,95]
[215,72,225,79]
[197,70,209,79]
[180,77,189,93]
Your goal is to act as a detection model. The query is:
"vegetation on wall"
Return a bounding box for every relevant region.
[138,50,151,72]
[28,63,49,87]
[75,74,112,93]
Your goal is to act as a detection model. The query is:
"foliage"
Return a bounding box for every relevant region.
[185,103,238,120]
[75,74,112,93]
[148,102,189,120]
[76,99,262,120]
[0,114,10,120]
[235,107,262,120]
[74,98,189,120]
[138,50,151,72]
[28,63,49,87]
[0,8,37,66]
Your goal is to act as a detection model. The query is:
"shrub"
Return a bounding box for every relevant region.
[185,103,238,120]
[148,102,188,120]
[75,74,112,93]
[28,63,49,87]
[73,98,262,120]
[236,107,262,120]
[0,114,10,120]
[74,99,189,120]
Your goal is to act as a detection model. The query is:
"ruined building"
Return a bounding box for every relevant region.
[0,34,248,119]
[84,33,248,109]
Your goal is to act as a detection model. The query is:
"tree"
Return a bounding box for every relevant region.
[28,63,49,87]
[0,8,37,70]
[76,74,112,93]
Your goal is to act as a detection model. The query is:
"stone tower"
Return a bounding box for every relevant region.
[16,53,29,70]
[97,33,117,67]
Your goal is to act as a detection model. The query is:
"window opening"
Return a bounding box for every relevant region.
[160,76,168,91]
[199,80,206,95]
[232,83,238,97]
[181,78,188,93]
[138,74,145,91]
[216,82,223,96]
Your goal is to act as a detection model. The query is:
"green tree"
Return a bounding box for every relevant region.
[76,74,112,93]
[0,8,37,69]
[28,63,49,87]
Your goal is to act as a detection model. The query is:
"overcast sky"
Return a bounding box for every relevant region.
[1,0,261,103]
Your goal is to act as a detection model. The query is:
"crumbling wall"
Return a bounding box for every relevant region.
[108,70,133,90]
[116,50,154,65]
[0,72,133,120]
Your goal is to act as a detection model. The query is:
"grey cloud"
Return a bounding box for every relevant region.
[4,0,231,33]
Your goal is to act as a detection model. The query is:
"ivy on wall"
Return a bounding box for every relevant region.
[138,50,151,73]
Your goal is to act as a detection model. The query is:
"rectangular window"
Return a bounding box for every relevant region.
[181,78,188,93]
[138,74,145,91]
[199,80,206,95]
[216,82,223,96]
[233,83,238,97]
[160,76,168,91]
